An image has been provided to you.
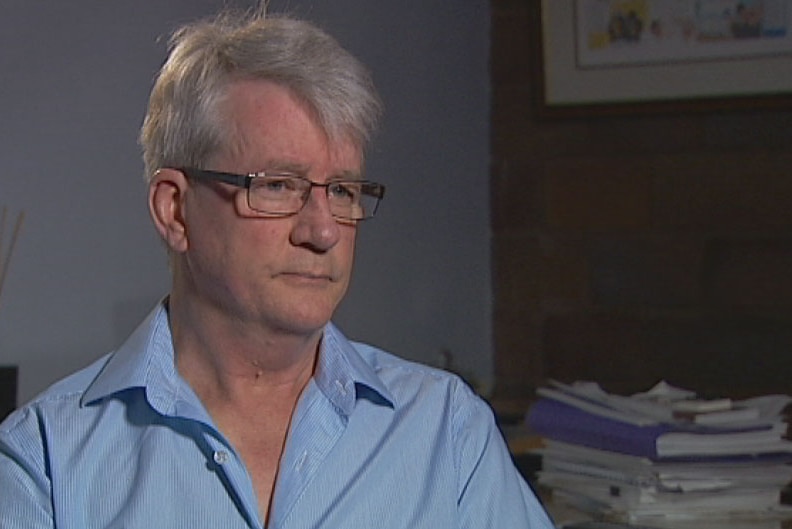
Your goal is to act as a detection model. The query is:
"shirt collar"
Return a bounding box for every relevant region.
[82,300,394,418]
[316,323,394,416]
[81,300,202,418]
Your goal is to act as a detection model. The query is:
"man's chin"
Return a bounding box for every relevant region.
[264,303,338,337]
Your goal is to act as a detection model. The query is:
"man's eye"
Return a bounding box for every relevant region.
[259,177,299,193]
[329,183,360,201]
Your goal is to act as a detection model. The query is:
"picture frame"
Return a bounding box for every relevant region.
[534,0,792,117]
[0,365,17,420]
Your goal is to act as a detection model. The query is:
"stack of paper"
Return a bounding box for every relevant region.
[526,380,792,527]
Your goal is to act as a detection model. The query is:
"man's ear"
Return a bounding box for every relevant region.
[149,168,189,253]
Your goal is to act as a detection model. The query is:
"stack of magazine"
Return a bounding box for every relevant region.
[526,380,792,528]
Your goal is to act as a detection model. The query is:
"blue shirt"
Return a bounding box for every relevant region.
[0,302,554,529]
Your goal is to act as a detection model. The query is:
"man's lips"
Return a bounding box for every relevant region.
[277,271,336,282]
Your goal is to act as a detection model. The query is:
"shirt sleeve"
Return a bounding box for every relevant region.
[451,381,556,529]
[0,409,55,529]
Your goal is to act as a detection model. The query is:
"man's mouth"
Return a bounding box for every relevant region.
[278,271,335,283]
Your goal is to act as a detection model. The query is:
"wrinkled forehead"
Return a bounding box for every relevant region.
[211,79,363,175]
[216,78,364,167]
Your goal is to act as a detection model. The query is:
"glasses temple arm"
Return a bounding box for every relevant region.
[181,168,250,188]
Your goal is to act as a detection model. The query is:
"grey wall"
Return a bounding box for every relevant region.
[0,1,492,404]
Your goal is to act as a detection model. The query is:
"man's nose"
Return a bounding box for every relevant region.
[289,187,343,251]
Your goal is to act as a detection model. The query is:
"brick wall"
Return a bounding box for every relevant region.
[491,1,792,405]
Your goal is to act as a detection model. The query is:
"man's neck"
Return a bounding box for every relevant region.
[165,292,321,527]
[165,293,322,407]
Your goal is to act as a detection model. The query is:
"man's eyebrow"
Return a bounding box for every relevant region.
[261,163,362,180]
[261,161,309,175]
[333,169,363,180]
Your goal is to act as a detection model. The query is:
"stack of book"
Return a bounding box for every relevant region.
[526,380,792,528]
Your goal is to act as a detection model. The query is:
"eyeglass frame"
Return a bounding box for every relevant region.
[177,167,385,221]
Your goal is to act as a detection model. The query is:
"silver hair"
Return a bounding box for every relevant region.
[139,10,383,181]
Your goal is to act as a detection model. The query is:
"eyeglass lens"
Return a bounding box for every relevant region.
[248,175,381,220]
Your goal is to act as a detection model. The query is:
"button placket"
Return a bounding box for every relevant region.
[204,437,262,529]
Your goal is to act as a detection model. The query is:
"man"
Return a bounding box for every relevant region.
[0,10,555,529]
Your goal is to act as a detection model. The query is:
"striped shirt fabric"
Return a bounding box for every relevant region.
[0,302,554,529]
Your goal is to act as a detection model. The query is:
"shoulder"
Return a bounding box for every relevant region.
[0,353,110,440]
[349,341,494,426]
[351,341,450,381]
[351,342,459,391]
[348,341,510,483]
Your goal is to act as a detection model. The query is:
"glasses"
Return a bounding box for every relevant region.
[179,167,385,221]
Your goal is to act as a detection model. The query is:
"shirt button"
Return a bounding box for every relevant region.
[213,450,229,465]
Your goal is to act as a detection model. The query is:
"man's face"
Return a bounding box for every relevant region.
[180,79,361,338]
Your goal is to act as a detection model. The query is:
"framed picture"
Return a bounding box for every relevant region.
[535,0,792,117]
[0,365,17,420]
